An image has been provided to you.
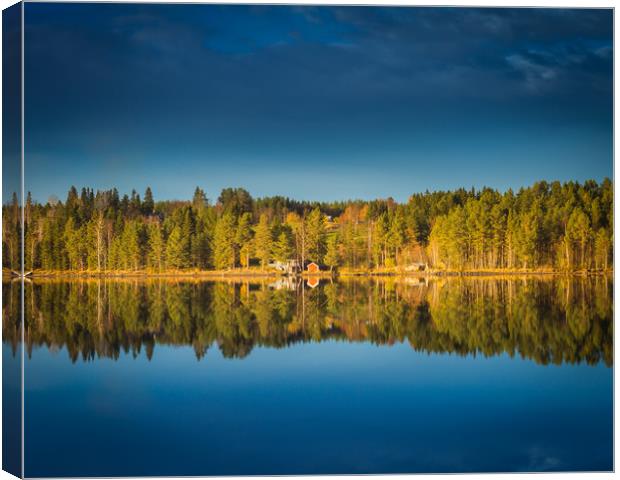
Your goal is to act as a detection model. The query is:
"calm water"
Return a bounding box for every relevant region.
[3,276,613,476]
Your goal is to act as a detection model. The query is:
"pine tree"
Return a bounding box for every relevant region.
[2,193,20,270]
[181,207,196,267]
[147,221,165,271]
[192,187,207,211]
[594,228,610,270]
[285,212,304,267]
[324,233,341,271]
[515,205,541,269]
[236,212,253,268]
[445,206,468,270]
[66,186,79,221]
[213,213,236,270]
[123,221,143,270]
[566,208,592,269]
[166,226,189,269]
[305,207,326,263]
[272,227,294,263]
[143,187,154,215]
[254,214,273,269]
[387,208,407,265]
[65,217,85,270]
[129,189,142,217]
[372,213,389,268]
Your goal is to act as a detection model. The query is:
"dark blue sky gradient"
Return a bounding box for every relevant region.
[23,4,613,203]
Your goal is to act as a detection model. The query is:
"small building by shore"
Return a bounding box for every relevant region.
[269,259,300,275]
[306,262,320,273]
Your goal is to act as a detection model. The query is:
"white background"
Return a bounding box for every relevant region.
[0,0,616,479]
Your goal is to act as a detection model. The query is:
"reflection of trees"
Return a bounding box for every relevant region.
[2,280,21,357]
[4,276,613,366]
[425,277,613,366]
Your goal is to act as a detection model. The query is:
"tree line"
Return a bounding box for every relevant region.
[2,178,613,273]
[4,276,612,366]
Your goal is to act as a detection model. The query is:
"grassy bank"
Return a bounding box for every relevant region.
[339,267,613,277]
[4,266,612,280]
[6,267,281,279]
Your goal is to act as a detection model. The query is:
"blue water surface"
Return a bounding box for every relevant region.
[24,340,612,476]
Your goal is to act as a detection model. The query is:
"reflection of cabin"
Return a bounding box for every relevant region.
[307,277,320,288]
[269,277,297,291]
[306,262,320,273]
[404,276,428,286]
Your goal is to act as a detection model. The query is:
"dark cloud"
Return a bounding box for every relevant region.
[22,4,612,202]
[25,5,612,109]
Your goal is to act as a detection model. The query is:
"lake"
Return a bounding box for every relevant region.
[3,275,613,476]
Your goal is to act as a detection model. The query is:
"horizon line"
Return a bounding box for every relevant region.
[5,176,613,206]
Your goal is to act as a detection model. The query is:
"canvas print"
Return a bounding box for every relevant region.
[2,2,614,477]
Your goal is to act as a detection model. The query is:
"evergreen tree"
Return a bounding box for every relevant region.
[213,213,236,270]
[192,187,208,211]
[7,179,614,274]
[566,208,592,269]
[254,214,273,269]
[594,228,610,270]
[122,221,143,270]
[324,233,341,271]
[516,206,541,269]
[373,213,389,268]
[147,221,165,270]
[65,217,86,270]
[305,207,326,263]
[387,208,407,265]
[129,189,142,217]
[181,207,196,267]
[272,227,294,263]
[236,212,253,268]
[218,188,253,216]
[166,226,189,269]
[143,187,154,215]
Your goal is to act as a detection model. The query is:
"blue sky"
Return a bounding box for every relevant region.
[22,4,613,203]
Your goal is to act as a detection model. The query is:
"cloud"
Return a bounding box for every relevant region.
[506,54,558,92]
[594,45,612,59]
[524,445,563,472]
[24,4,613,158]
[505,39,612,94]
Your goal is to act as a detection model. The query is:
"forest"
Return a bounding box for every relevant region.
[2,178,613,274]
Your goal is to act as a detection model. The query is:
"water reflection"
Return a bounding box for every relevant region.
[4,276,613,366]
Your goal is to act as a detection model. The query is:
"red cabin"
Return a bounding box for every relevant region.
[306,262,320,273]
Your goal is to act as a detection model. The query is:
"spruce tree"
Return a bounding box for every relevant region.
[305,207,326,263]
[166,226,189,269]
[143,187,154,215]
[254,214,273,269]
[147,222,165,270]
[236,212,253,268]
[213,213,236,270]
[324,234,341,271]
[272,227,294,263]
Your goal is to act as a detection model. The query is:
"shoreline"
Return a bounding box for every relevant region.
[4,268,613,280]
